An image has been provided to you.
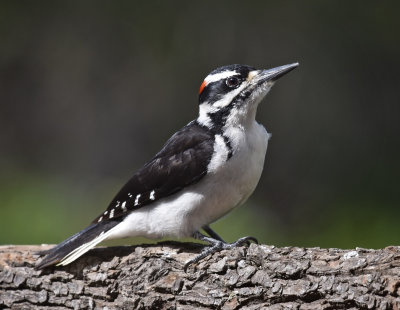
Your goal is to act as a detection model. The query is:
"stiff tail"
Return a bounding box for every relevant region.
[36,220,119,269]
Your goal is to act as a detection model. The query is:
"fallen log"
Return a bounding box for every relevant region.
[1,243,400,309]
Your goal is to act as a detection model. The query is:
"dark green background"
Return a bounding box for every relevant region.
[1,1,399,249]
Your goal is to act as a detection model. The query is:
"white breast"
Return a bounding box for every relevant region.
[191,121,270,227]
[107,121,270,240]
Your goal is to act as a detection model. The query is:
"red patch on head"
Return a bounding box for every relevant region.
[199,80,207,95]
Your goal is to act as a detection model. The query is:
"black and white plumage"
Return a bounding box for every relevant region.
[36,63,299,269]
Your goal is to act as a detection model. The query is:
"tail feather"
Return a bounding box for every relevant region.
[36,221,119,269]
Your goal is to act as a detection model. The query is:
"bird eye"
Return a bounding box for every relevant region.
[226,77,240,88]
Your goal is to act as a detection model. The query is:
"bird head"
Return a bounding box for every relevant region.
[197,63,299,131]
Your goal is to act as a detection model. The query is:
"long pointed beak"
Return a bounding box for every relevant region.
[259,62,299,83]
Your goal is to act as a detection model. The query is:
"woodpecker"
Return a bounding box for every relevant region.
[36,63,299,270]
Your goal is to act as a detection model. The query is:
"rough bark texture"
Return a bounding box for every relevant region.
[1,243,400,309]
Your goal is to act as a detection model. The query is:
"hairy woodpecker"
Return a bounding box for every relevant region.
[36,63,299,270]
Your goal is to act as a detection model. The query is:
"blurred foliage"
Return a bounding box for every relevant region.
[0,1,399,248]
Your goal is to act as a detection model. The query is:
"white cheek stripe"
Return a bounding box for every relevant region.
[205,70,238,84]
[213,84,247,108]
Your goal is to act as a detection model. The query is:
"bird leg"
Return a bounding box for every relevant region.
[202,225,226,242]
[184,229,258,271]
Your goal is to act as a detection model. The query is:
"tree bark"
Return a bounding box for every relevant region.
[0,243,399,309]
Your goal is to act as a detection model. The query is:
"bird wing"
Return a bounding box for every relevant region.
[36,121,214,269]
[92,121,214,223]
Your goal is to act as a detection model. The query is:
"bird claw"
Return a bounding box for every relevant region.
[233,236,258,247]
[184,236,257,272]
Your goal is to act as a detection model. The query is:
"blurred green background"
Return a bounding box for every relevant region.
[1,1,399,249]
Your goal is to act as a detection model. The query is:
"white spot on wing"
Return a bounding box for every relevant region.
[150,190,155,200]
[109,209,114,219]
[104,211,108,215]
[98,216,103,222]
[134,194,141,206]
[121,201,127,212]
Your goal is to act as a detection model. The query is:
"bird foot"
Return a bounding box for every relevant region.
[184,235,257,272]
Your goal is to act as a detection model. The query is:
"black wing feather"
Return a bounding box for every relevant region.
[92,121,214,223]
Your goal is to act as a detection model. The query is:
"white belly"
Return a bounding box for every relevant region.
[107,122,270,240]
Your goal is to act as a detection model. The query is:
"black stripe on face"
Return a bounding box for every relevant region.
[199,65,255,105]
[202,85,254,133]
[199,81,222,104]
[207,106,231,133]
[222,135,233,159]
